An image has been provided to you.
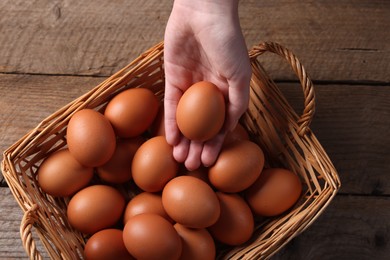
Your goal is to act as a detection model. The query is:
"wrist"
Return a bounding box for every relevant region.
[172,0,239,16]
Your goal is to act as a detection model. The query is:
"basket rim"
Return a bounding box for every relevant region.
[1,40,341,260]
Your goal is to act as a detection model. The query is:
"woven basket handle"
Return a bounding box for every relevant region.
[20,204,43,260]
[249,42,315,136]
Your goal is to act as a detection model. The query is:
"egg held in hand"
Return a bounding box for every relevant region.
[176,81,225,142]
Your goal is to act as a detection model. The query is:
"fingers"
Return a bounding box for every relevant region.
[225,69,251,132]
[184,141,203,170]
[225,85,249,132]
[172,136,190,163]
[173,129,227,171]
[173,138,203,171]
[201,130,227,167]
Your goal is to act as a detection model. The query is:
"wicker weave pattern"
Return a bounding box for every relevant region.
[2,41,340,260]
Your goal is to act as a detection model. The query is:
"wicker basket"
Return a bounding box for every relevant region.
[2,41,341,260]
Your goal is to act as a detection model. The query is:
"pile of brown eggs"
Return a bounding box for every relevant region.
[37,81,302,260]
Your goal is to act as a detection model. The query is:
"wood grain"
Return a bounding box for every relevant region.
[240,0,390,83]
[0,188,48,259]
[0,0,171,76]
[0,0,388,82]
[273,195,390,259]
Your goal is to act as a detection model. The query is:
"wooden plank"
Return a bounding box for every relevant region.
[273,194,390,259]
[0,0,171,76]
[1,187,389,259]
[240,0,390,83]
[0,187,48,259]
[0,0,389,82]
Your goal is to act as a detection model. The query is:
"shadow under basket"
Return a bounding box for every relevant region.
[2,41,341,260]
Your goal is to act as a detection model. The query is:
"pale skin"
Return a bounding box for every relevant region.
[164,0,251,170]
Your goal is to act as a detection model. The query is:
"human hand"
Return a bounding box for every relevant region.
[164,0,252,170]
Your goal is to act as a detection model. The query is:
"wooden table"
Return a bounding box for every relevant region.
[1,0,389,259]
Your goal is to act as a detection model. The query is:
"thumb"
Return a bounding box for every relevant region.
[225,77,250,132]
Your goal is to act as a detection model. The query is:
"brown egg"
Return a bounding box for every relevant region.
[123,192,173,224]
[123,213,182,260]
[174,223,216,260]
[37,148,93,197]
[84,229,134,260]
[176,81,225,142]
[162,176,220,228]
[208,192,254,246]
[245,168,302,217]
[104,88,159,138]
[67,109,116,167]
[224,123,249,144]
[97,137,144,184]
[67,185,125,234]
[132,136,178,192]
[208,140,265,193]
